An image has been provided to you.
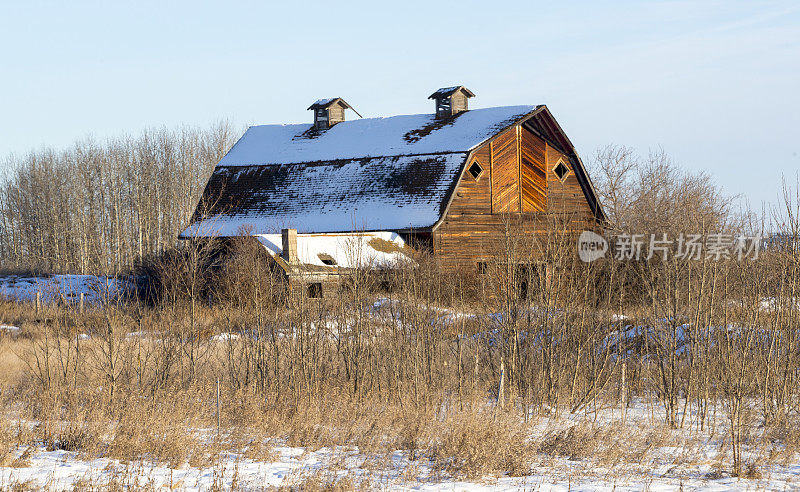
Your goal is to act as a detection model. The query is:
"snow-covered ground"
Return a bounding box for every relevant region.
[2,401,799,491]
[1,439,797,490]
[0,275,130,304]
[0,325,20,335]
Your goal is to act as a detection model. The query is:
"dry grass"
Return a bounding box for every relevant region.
[0,339,28,389]
[0,317,798,485]
[280,468,365,492]
[538,419,678,468]
[427,409,534,479]
[0,478,37,492]
[538,422,602,461]
[1,238,800,486]
[108,410,205,468]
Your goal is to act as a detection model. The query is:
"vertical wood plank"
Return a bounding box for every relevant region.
[517,125,522,212]
[490,127,520,213]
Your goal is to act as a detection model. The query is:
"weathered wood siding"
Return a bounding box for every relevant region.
[520,129,547,213]
[451,92,469,113]
[329,104,345,124]
[433,142,494,270]
[433,124,596,272]
[545,141,595,230]
[490,127,520,213]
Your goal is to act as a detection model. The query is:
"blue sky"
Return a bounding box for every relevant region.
[1,0,798,209]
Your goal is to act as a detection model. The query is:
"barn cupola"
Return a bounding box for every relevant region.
[307,98,361,130]
[429,86,475,119]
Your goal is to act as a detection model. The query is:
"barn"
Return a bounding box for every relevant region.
[180,87,605,297]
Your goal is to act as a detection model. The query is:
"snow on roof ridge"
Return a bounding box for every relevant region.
[215,150,467,167]
[219,105,537,167]
[249,104,535,129]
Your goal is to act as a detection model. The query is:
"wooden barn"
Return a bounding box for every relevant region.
[180,86,604,297]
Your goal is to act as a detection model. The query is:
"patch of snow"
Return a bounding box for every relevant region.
[311,98,336,106]
[429,86,462,98]
[759,297,800,311]
[211,333,240,342]
[0,275,130,305]
[125,331,149,339]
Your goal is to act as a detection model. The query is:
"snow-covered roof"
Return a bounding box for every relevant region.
[311,98,336,107]
[428,86,475,99]
[255,231,410,269]
[217,105,536,166]
[180,105,556,238]
[182,153,465,236]
[307,97,356,111]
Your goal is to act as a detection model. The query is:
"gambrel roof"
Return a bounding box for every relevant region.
[180,105,603,238]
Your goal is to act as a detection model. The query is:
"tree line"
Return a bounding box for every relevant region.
[0,123,237,274]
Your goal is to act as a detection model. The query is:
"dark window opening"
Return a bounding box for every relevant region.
[307,283,323,298]
[318,253,337,266]
[514,263,545,300]
[468,160,483,180]
[477,261,488,274]
[554,161,569,182]
[437,97,452,113]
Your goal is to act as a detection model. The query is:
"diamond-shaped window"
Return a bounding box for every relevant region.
[554,160,569,182]
[468,161,483,180]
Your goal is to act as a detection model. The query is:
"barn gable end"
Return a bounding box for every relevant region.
[432,115,601,272]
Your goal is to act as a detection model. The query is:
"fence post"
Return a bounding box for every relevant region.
[498,358,505,411]
[473,352,478,391]
[621,361,628,424]
[36,291,41,316]
[79,292,85,314]
[216,378,221,440]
